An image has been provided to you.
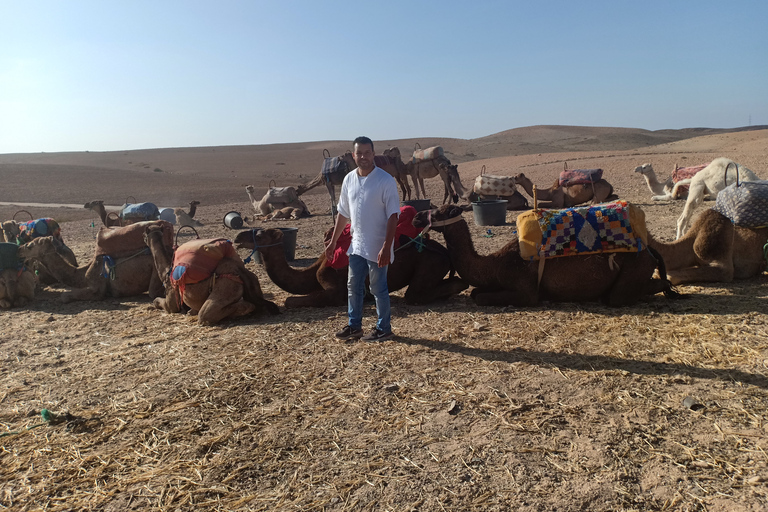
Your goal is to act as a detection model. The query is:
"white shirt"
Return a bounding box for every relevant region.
[337,166,400,262]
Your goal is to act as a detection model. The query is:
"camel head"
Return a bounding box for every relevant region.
[439,163,466,204]
[233,228,277,250]
[1,221,20,243]
[189,200,200,207]
[383,147,402,161]
[84,200,104,209]
[634,163,653,176]
[412,204,465,233]
[16,236,56,261]
[245,185,255,194]
[513,173,531,185]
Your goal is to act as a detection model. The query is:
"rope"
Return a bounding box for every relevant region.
[762,240,768,271]
[0,409,61,438]
[242,229,283,264]
[101,248,150,280]
[395,233,427,253]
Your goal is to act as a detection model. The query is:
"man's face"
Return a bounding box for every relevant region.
[353,142,374,171]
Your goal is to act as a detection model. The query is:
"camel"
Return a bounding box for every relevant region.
[675,157,759,239]
[0,243,35,308]
[412,204,677,307]
[143,225,278,325]
[233,227,468,308]
[3,218,78,283]
[246,185,309,218]
[465,189,530,210]
[16,221,174,303]
[514,173,617,208]
[295,151,355,213]
[634,163,692,201]
[1,221,20,243]
[404,159,467,204]
[174,208,203,227]
[84,200,122,227]
[648,208,768,284]
[378,147,417,201]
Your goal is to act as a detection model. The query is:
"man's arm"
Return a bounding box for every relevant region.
[377,212,398,267]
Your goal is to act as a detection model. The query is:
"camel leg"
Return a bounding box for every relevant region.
[676,182,706,239]
[197,282,256,326]
[284,286,346,308]
[404,276,468,305]
[470,288,537,307]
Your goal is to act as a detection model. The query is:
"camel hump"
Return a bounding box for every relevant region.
[412,146,444,163]
[96,220,173,258]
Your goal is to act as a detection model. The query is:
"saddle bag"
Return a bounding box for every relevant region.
[96,220,173,258]
[411,146,444,163]
[473,166,517,197]
[321,156,349,179]
[714,180,768,228]
[18,218,61,243]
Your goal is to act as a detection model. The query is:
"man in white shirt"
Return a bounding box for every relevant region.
[325,136,400,341]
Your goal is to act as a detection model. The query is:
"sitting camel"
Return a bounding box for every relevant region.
[649,208,768,284]
[634,163,691,201]
[174,208,204,227]
[84,200,122,227]
[0,221,20,243]
[233,227,468,308]
[16,220,174,302]
[144,225,278,325]
[0,244,35,308]
[246,185,309,218]
[675,157,759,239]
[412,205,677,307]
[514,173,617,208]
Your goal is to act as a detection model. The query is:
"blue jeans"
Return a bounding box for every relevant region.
[347,254,391,333]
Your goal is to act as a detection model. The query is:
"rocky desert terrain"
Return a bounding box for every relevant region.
[1,125,768,511]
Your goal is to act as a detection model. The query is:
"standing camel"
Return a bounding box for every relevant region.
[412,205,677,307]
[674,157,758,239]
[404,159,467,204]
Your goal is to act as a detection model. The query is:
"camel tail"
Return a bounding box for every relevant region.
[647,246,684,299]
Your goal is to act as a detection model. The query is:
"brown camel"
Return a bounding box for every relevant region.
[233,228,467,308]
[16,220,174,303]
[648,208,768,285]
[84,200,122,227]
[514,173,617,208]
[404,159,467,204]
[412,205,677,307]
[0,243,35,308]
[143,225,278,325]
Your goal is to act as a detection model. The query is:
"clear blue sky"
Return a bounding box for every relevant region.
[1,0,766,153]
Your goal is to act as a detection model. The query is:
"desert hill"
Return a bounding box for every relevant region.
[0,125,765,209]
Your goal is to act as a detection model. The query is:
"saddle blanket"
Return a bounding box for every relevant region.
[96,220,173,258]
[328,206,424,269]
[714,180,768,228]
[671,163,707,196]
[412,146,444,163]
[322,156,349,179]
[18,218,61,243]
[559,168,603,187]
[171,238,238,287]
[121,202,160,222]
[517,201,648,261]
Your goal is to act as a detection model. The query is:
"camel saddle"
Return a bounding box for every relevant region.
[558,168,603,187]
[714,180,768,228]
[517,201,648,261]
[322,156,348,179]
[17,218,61,243]
[121,202,160,222]
[412,146,444,163]
[171,238,238,286]
[96,220,173,259]
[0,242,20,271]
[671,163,708,195]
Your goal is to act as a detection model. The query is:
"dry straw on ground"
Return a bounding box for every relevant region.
[1,129,768,510]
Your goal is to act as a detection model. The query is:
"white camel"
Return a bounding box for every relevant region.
[174,208,204,227]
[675,157,759,239]
[634,163,692,201]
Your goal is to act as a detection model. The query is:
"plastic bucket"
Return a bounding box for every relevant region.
[472,200,508,226]
[223,211,244,229]
[159,208,176,224]
[401,199,432,212]
[251,227,299,264]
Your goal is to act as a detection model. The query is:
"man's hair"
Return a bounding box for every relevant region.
[353,136,374,153]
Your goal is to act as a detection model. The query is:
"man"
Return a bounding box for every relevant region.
[325,136,400,341]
